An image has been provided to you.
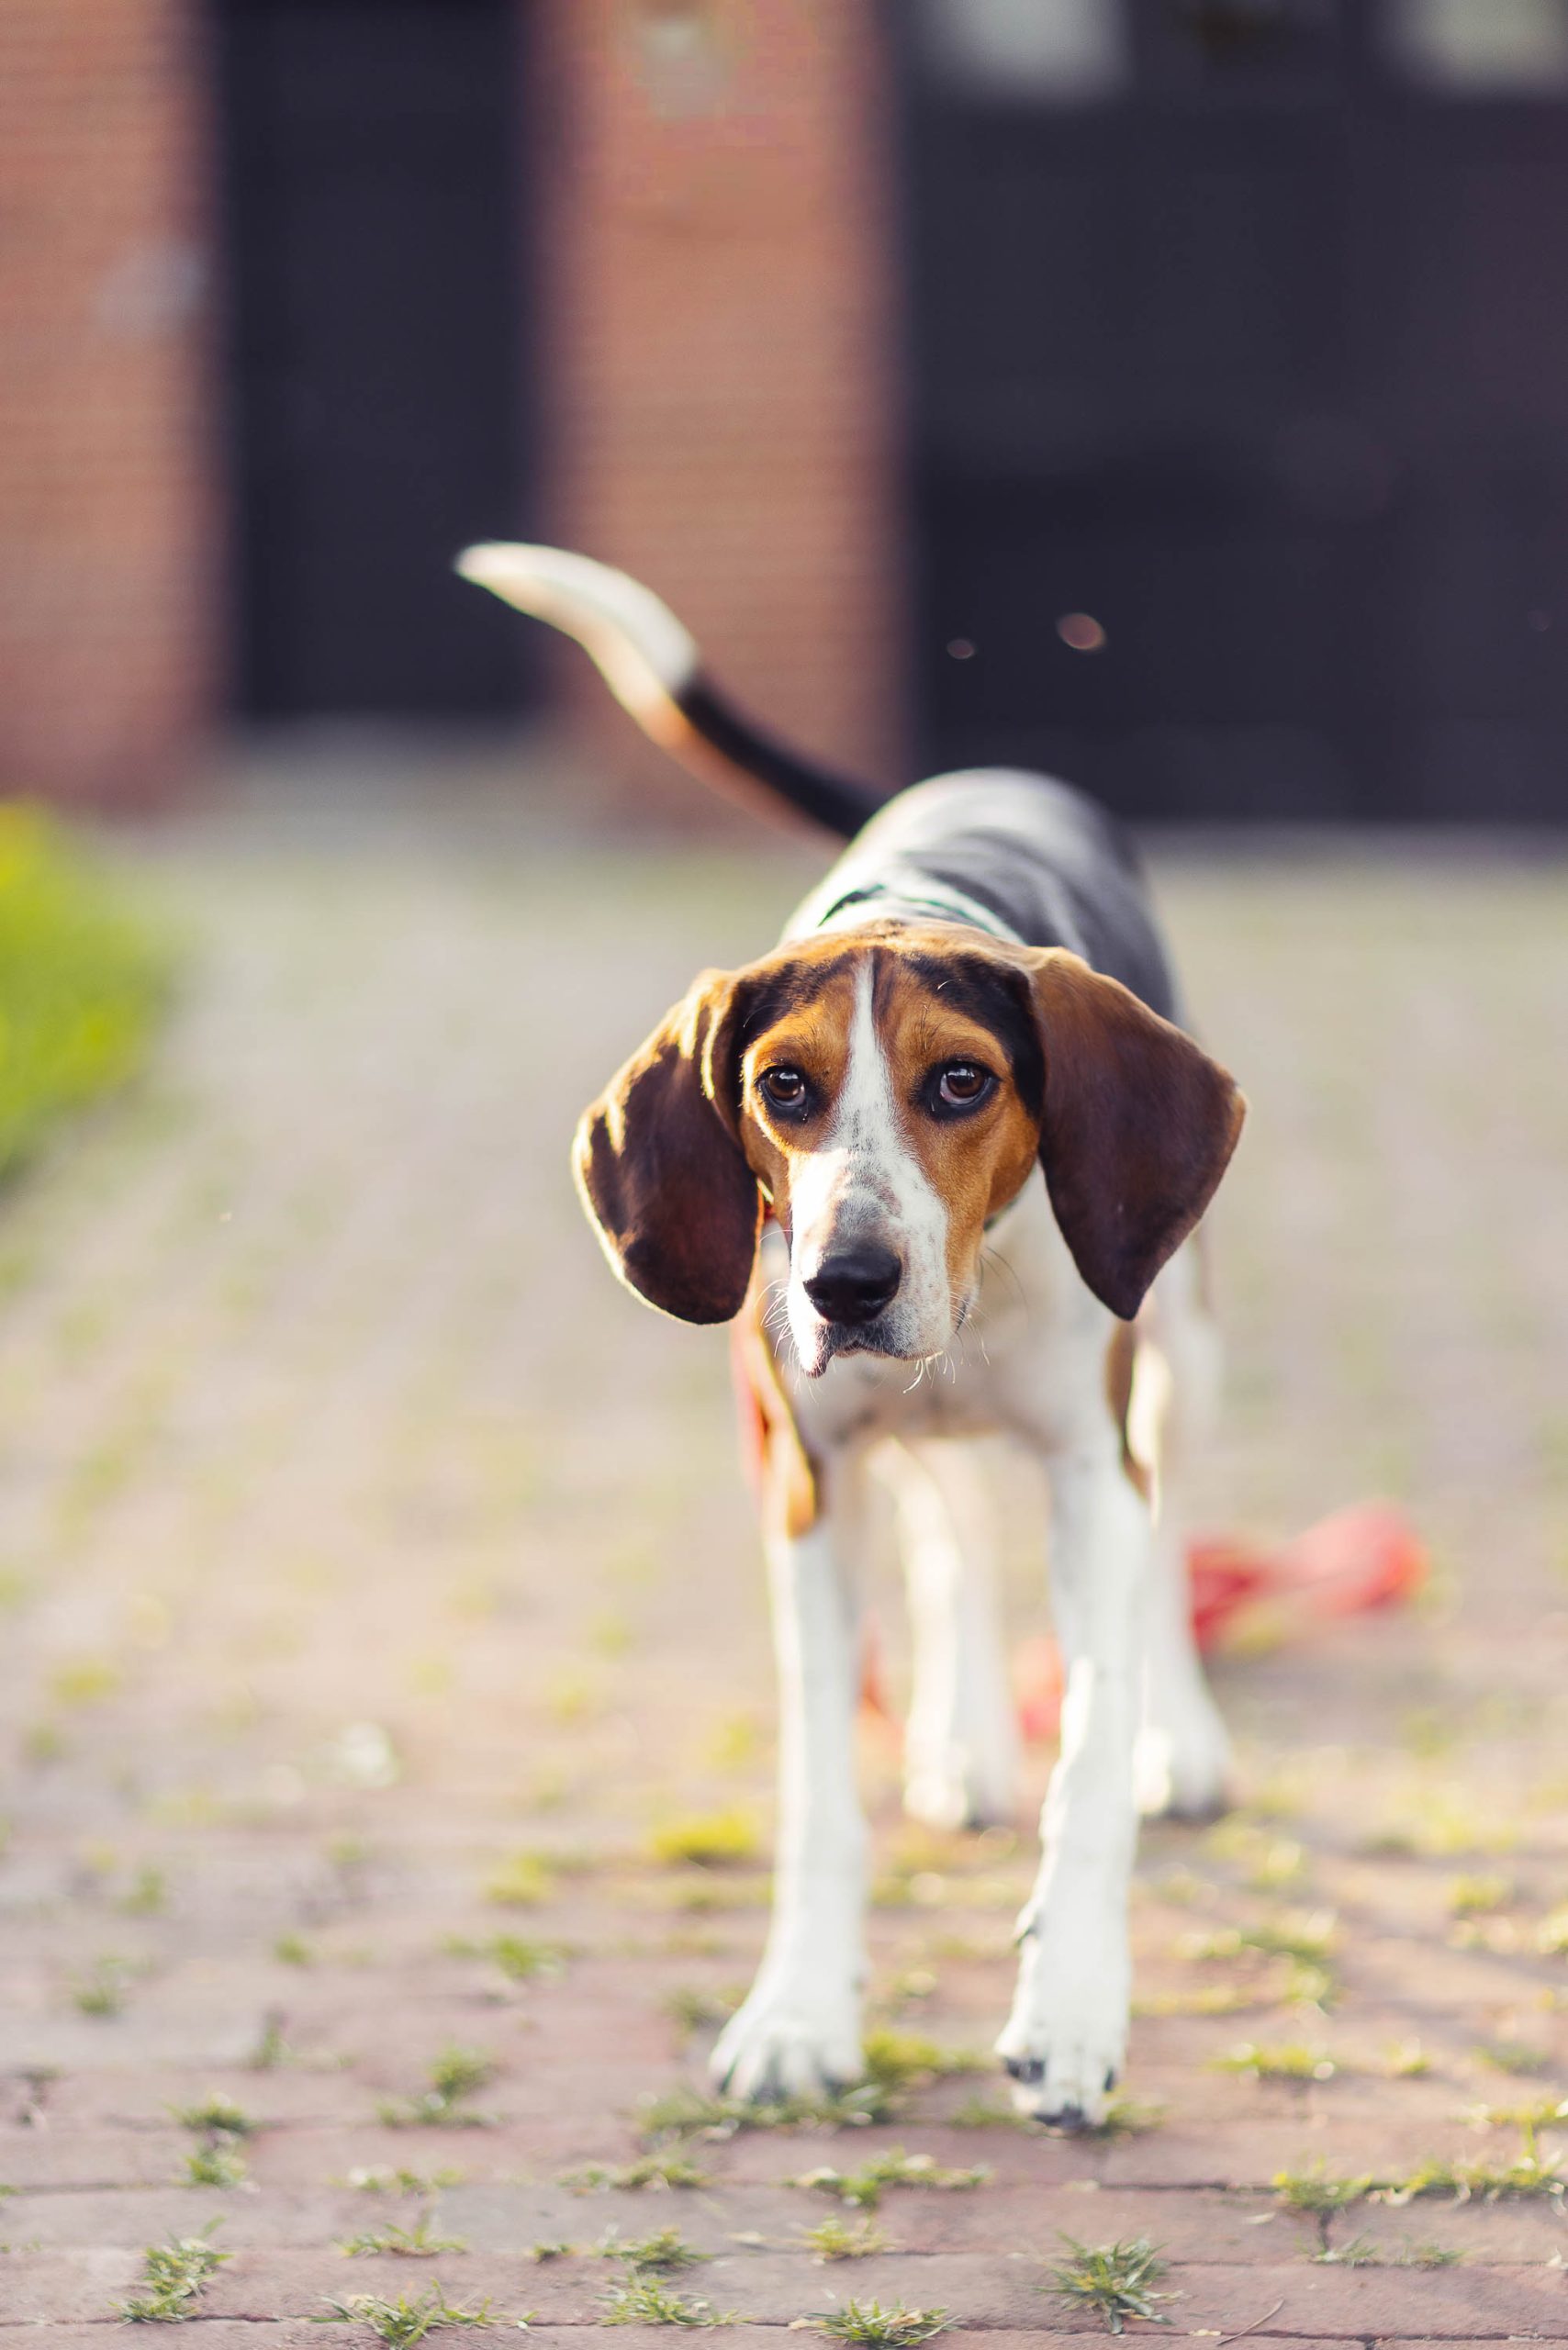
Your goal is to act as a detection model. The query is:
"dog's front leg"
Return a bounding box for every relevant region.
[995,1433,1148,2127]
[711,1451,868,2102]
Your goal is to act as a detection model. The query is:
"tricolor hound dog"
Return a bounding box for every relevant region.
[460,543,1247,2128]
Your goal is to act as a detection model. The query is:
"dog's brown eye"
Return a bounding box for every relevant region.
[760,1065,809,1112]
[934,1061,993,1113]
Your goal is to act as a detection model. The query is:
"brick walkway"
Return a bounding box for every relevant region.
[4,783,1568,2343]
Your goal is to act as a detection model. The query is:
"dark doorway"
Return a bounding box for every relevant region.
[894,0,1568,821]
[213,0,533,721]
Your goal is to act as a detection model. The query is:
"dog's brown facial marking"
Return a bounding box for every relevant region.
[573,923,1244,1356]
[735,943,1043,1371]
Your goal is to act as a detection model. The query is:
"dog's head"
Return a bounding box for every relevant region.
[574,925,1244,1373]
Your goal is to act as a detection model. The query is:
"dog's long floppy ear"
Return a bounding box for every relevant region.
[1027,949,1245,1322]
[573,969,761,1325]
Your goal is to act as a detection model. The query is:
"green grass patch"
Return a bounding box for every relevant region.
[601,2278,734,2326]
[72,1954,133,2017]
[319,2288,498,2344]
[637,2081,895,2139]
[377,2047,496,2131]
[805,2216,890,2261]
[1272,2161,1374,2214]
[345,2167,465,2197]
[1475,2040,1551,2076]
[812,2300,946,2345]
[338,2217,468,2258]
[444,1932,570,1982]
[599,2224,710,2273]
[169,2093,257,2138]
[947,2088,1162,2139]
[0,806,174,1183]
[118,2230,229,2322]
[1447,1874,1513,1917]
[861,2026,981,2092]
[481,1852,554,1908]
[790,2148,989,2210]
[181,2143,247,2188]
[644,1807,761,1869]
[562,2151,710,2193]
[1213,2042,1338,2083]
[1376,2140,1566,2203]
[1047,2236,1173,2334]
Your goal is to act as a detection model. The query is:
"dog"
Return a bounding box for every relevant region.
[459,543,1246,2127]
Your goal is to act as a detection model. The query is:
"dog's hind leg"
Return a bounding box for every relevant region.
[711,1446,870,2102]
[886,1437,1019,1833]
[1130,1248,1234,1820]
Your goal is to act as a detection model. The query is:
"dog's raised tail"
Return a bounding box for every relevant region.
[455,542,883,839]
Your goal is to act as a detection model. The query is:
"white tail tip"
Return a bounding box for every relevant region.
[454,541,698,702]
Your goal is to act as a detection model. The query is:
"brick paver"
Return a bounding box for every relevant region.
[3,781,1567,2341]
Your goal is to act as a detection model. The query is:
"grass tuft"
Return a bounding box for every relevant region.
[1447,1874,1513,1917]
[378,2048,496,2131]
[601,2277,734,2326]
[562,2151,710,2193]
[118,2231,229,2322]
[790,2148,989,2210]
[1375,2140,1566,2203]
[1213,2042,1338,2083]
[443,1931,570,1982]
[170,2094,257,2138]
[338,2216,468,2258]
[72,1954,132,2016]
[1312,2232,1383,2266]
[1475,2040,1550,2076]
[812,2300,946,2345]
[482,1852,554,1908]
[1271,2161,1373,2213]
[182,2143,247,2188]
[662,1985,740,2039]
[346,2168,465,2197]
[318,2288,497,2344]
[637,2082,895,2140]
[601,2224,710,2273]
[860,2027,980,2092]
[644,1807,760,1869]
[1047,2236,1173,2334]
[805,2216,890,2261]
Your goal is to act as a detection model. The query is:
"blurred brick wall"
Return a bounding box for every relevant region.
[0,0,218,809]
[536,1,904,823]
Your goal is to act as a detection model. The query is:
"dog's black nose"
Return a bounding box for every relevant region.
[803,1246,902,1326]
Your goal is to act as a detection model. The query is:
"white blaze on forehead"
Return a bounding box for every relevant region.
[785,957,954,1359]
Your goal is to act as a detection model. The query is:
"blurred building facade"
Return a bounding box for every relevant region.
[0,0,896,817]
[3,0,1568,822]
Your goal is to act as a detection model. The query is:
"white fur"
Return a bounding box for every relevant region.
[724,1175,1228,2125]
[455,543,698,725]
[784,963,959,1377]
[888,1438,1019,1832]
[710,1500,868,2100]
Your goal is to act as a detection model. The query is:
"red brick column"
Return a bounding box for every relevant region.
[535,0,903,823]
[0,0,218,809]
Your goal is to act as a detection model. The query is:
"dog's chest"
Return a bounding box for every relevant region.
[774,1172,1114,1458]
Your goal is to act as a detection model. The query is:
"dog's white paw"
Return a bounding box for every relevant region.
[1134,1701,1234,1821]
[903,1744,1017,1835]
[710,1974,863,2104]
[994,1919,1129,2130]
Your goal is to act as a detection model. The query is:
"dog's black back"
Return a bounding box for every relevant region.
[788,772,1180,1026]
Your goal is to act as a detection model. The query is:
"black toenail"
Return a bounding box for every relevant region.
[1103,2066,1118,2092]
[1004,2055,1045,2085]
[1055,2101,1086,2132]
